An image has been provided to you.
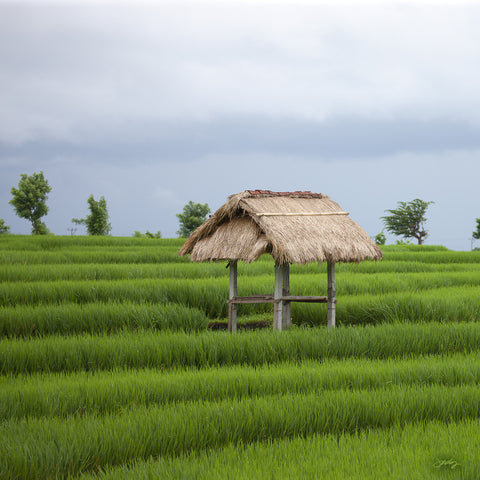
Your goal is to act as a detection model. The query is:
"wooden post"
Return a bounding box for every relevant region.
[282,263,291,329]
[228,261,237,333]
[274,263,289,331]
[327,261,336,328]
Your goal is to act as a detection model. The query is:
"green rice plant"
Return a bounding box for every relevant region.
[2,235,477,268]
[2,236,478,269]
[382,250,480,264]
[1,275,478,332]
[0,276,275,318]
[3,351,480,421]
[7,258,480,284]
[0,302,208,337]
[2,272,480,314]
[235,270,480,302]
[0,234,185,250]
[292,285,480,326]
[0,262,229,282]
[380,244,450,252]
[241,257,480,280]
[0,246,189,265]
[3,384,480,479]
[294,271,480,296]
[354,286,480,324]
[3,322,480,375]
[292,259,480,275]
[0,278,228,315]
[78,418,480,480]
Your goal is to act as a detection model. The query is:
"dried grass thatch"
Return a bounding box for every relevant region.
[179,190,383,264]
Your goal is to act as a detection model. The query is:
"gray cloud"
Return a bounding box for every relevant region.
[1,117,479,165]
[2,2,480,144]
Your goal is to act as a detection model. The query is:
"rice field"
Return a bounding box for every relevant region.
[1,234,480,479]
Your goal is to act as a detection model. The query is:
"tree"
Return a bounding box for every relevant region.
[72,195,111,236]
[473,218,480,240]
[0,219,10,234]
[374,231,386,246]
[10,171,51,235]
[176,201,210,237]
[381,199,433,245]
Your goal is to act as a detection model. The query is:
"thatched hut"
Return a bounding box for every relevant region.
[179,190,382,331]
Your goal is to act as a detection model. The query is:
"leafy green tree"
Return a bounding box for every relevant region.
[9,171,51,234]
[381,199,433,245]
[473,218,480,240]
[176,201,210,237]
[374,231,386,246]
[0,219,10,234]
[72,195,111,236]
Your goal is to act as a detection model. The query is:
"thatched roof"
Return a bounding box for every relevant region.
[178,190,383,264]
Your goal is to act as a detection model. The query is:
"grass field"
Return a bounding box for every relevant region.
[1,235,480,479]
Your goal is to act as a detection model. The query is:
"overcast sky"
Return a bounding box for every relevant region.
[1,0,479,250]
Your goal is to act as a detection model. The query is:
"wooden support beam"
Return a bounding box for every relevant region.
[227,295,274,304]
[280,296,329,303]
[282,263,291,330]
[327,261,336,329]
[273,263,290,331]
[227,295,330,304]
[228,261,237,333]
[273,263,282,330]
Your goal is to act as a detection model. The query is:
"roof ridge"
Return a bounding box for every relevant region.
[246,190,324,198]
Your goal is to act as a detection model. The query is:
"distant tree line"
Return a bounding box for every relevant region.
[2,173,478,246]
[2,171,211,238]
[3,171,114,237]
